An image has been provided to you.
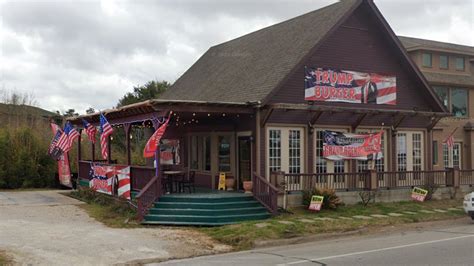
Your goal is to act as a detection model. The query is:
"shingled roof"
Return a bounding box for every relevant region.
[398,36,474,56]
[160,0,361,103]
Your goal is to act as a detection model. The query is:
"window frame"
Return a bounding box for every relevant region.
[439,55,449,69]
[266,126,305,177]
[455,57,465,71]
[433,86,469,118]
[422,53,432,68]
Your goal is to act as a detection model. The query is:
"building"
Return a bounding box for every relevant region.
[399,36,474,170]
[69,0,474,221]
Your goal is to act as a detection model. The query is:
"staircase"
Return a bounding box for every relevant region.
[141,192,271,226]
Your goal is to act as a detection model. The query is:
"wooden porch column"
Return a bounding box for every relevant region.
[124,123,131,165]
[107,135,112,164]
[91,142,95,162]
[77,129,82,161]
[255,108,261,176]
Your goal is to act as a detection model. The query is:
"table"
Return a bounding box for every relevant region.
[163,171,185,193]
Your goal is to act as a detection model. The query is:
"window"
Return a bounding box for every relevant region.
[439,55,448,69]
[190,135,211,171]
[422,53,432,67]
[451,88,468,117]
[443,143,462,168]
[396,133,407,172]
[288,130,301,174]
[433,86,468,117]
[433,87,449,108]
[218,136,231,172]
[432,141,438,165]
[455,57,465,71]
[268,129,281,173]
[203,136,211,171]
[267,127,305,178]
[396,132,424,172]
[315,129,347,174]
[190,136,199,170]
[412,133,422,172]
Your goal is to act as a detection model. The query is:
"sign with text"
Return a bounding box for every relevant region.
[323,130,383,160]
[308,195,324,211]
[411,187,428,202]
[218,172,226,190]
[305,67,396,105]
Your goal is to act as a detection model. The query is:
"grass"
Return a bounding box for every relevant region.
[200,199,465,250]
[67,189,140,228]
[0,251,12,265]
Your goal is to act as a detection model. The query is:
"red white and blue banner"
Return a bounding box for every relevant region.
[160,139,180,165]
[49,123,72,188]
[305,67,396,105]
[89,163,131,200]
[323,130,383,161]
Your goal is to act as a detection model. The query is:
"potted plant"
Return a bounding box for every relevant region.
[243,176,253,193]
[225,175,235,191]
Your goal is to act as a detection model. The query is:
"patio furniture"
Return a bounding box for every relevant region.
[180,170,196,193]
[163,170,185,193]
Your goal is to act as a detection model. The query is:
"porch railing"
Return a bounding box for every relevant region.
[274,168,473,192]
[136,175,163,221]
[376,170,449,189]
[460,169,474,186]
[253,172,278,215]
[284,172,369,192]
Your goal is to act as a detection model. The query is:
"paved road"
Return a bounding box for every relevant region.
[158,220,474,266]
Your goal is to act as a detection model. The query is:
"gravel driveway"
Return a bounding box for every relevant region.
[0,190,230,265]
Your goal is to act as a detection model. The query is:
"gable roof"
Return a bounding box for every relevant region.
[160,0,447,113]
[398,36,474,56]
[160,0,361,103]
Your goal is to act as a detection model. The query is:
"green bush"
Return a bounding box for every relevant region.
[302,187,343,210]
[0,127,56,189]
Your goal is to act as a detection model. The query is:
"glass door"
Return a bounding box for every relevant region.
[238,136,251,190]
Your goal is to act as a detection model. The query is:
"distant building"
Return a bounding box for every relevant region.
[399,36,474,170]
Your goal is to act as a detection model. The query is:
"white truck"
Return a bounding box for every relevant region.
[463,192,474,220]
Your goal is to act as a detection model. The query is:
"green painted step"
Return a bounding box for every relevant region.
[159,195,254,203]
[131,190,139,200]
[154,201,261,209]
[148,206,267,216]
[141,221,243,226]
[143,212,271,223]
[78,179,89,188]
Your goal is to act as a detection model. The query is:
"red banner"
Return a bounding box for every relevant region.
[50,123,72,187]
[305,68,396,105]
[323,130,383,160]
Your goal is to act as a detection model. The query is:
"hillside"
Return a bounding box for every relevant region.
[0,103,58,127]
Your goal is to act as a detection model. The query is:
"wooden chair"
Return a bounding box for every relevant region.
[180,170,196,193]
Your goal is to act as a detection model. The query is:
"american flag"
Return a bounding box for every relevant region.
[48,123,64,160]
[100,113,113,159]
[82,119,97,143]
[56,122,79,153]
[443,133,455,149]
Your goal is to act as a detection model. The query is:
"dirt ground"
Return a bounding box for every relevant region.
[0,190,231,265]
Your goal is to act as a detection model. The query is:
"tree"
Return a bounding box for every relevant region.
[117,80,171,107]
[85,107,95,114]
[63,109,78,118]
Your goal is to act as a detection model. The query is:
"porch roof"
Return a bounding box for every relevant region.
[68,99,257,126]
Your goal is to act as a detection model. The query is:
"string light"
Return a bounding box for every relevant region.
[192,113,196,116]
[222,113,226,117]
[207,113,211,117]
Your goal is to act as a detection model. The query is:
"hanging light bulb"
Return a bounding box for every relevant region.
[192,113,196,116]
[129,135,133,140]
[222,113,226,117]
[207,113,211,117]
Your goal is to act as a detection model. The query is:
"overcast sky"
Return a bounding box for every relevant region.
[1,0,473,114]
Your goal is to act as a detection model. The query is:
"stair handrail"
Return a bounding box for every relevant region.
[136,174,163,221]
[252,172,279,215]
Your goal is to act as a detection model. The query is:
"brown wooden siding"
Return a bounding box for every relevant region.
[270,5,436,112]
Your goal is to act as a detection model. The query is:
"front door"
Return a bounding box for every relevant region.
[238,136,252,190]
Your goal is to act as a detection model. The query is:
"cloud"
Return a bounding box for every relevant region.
[0,0,472,114]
